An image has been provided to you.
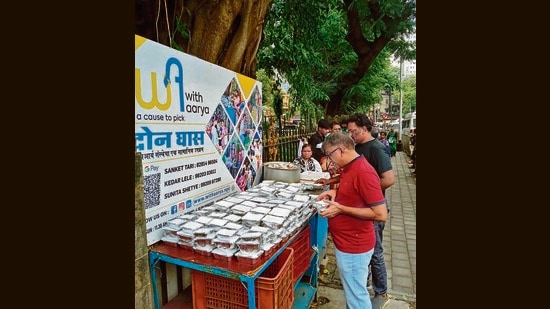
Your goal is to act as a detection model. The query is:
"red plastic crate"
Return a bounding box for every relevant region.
[192,248,294,309]
[288,225,311,285]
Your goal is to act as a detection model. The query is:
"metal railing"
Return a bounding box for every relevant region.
[261,116,315,163]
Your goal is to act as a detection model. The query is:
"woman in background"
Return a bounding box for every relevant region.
[293,143,322,173]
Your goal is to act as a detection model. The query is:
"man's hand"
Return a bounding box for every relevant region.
[314,178,328,185]
[316,189,336,202]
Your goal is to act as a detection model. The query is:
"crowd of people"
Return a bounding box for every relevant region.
[298,113,414,309]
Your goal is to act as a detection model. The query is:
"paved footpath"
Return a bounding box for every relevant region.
[312,151,416,309]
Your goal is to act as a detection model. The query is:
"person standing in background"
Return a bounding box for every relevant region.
[409,128,416,157]
[409,128,416,177]
[293,143,323,173]
[378,131,392,157]
[308,119,331,162]
[331,121,342,133]
[340,121,348,134]
[387,128,397,157]
[347,114,395,309]
[371,125,379,139]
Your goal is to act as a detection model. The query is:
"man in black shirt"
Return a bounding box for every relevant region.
[347,114,395,309]
[308,119,331,162]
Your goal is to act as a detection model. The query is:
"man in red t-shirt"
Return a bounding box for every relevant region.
[316,131,387,309]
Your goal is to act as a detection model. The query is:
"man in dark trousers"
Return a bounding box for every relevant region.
[308,119,331,162]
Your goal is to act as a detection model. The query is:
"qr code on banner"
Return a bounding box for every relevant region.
[144,173,161,209]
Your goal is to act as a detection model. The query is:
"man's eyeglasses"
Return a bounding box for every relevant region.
[325,147,341,159]
[347,128,362,135]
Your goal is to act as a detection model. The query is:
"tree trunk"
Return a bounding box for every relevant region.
[135,0,273,79]
[322,0,394,116]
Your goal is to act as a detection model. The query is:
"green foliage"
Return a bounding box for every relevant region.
[340,48,398,114]
[255,69,275,114]
[170,17,189,52]
[402,75,416,112]
[259,0,350,102]
[273,85,283,119]
[258,0,416,116]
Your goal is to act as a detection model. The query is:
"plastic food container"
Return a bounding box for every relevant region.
[242,200,259,208]
[193,227,216,238]
[251,197,269,203]
[181,221,204,233]
[178,240,194,251]
[293,194,311,202]
[213,236,240,249]
[231,204,252,216]
[177,214,197,221]
[225,197,245,204]
[262,242,278,257]
[224,222,244,231]
[213,200,234,209]
[212,247,238,261]
[161,235,179,247]
[163,226,180,237]
[193,245,214,256]
[262,215,285,229]
[208,212,226,219]
[223,214,242,223]
[313,200,329,213]
[237,240,261,252]
[241,213,265,227]
[167,218,187,230]
[195,237,215,247]
[302,183,324,191]
[235,250,265,265]
[239,232,263,242]
[216,228,238,239]
[269,207,292,218]
[196,217,213,225]
[250,206,271,215]
[208,218,228,228]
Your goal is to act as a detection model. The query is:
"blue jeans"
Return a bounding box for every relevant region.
[334,246,374,309]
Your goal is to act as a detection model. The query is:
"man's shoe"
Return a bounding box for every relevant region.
[371,294,389,309]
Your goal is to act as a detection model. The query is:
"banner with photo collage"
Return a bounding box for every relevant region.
[135,35,263,245]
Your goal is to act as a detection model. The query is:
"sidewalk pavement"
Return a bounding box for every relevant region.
[312,151,416,309]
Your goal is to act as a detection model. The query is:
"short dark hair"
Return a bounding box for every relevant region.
[317,119,331,129]
[346,114,373,131]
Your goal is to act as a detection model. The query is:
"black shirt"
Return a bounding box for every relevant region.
[308,132,325,161]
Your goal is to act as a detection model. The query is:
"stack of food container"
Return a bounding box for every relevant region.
[160,180,325,263]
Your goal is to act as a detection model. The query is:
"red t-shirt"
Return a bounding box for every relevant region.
[329,154,386,253]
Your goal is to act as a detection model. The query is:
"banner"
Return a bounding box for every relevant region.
[135,35,263,245]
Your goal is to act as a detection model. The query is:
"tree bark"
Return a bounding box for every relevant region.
[135,0,272,79]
